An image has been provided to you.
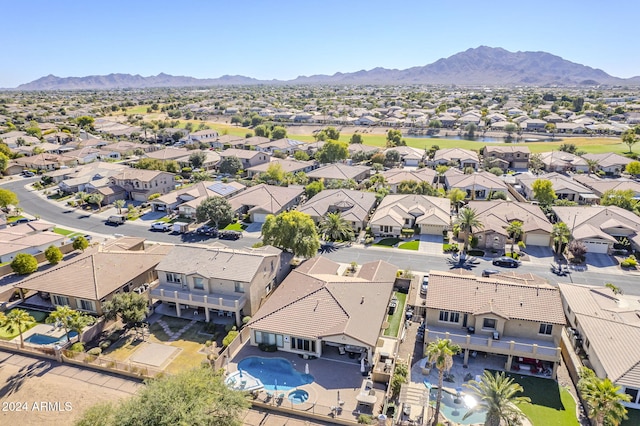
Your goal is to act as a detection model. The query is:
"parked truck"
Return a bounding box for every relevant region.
[106,214,126,225]
[172,221,196,234]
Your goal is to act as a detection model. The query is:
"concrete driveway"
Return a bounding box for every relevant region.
[524,246,554,264]
[418,234,443,255]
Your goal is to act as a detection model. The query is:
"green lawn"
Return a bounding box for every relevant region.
[398,240,420,251]
[623,408,640,425]
[384,292,406,337]
[53,227,75,236]
[374,238,401,247]
[497,372,579,426]
[222,222,247,231]
[0,308,48,339]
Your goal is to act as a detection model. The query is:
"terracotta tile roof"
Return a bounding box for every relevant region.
[370,194,450,228]
[297,189,377,224]
[307,164,371,181]
[228,183,303,215]
[425,271,565,324]
[467,200,552,234]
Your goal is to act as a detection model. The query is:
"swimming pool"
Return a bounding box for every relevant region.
[237,356,314,391]
[25,331,78,345]
[430,388,487,425]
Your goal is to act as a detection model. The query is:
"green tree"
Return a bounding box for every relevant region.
[0,188,19,209]
[349,133,364,144]
[551,222,572,255]
[586,158,600,175]
[464,122,477,139]
[2,309,35,348]
[271,126,287,139]
[254,125,270,138]
[74,366,249,426]
[426,338,461,426]
[319,212,354,242]
[189,151,207,169]
[578,367,630,426]
[262,211,320,258]
[385,150,401,165]
[68,311,96,342]
[600,189,637,212]
[487,167,504,176]
[532,179,557,208]
[506,220,523,255]
[386,129,404,147]
[46,305,78,343]
[317,139,349,164]
[463,371,530,426]
[260,163,285,185]
[102,292,148,329]
[0,152,9,172]
[454,208,484,253]
[219,156,242,175]
[622,129,638,153]
[73,236,90,252]
[305,180,324,198]
[504,123,517,138]
[324,127,340,140]
[76,116,95,130]
[293,150,310,161]
[88,193,104,209]
[11,253,38,275]
[44,245,63,265]
[625,161,640,176]
[196,196,234,229]
[114,199,125,214]
[447,188,466,213]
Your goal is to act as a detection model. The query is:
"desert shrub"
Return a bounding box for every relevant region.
[87,347,102,356]
[222,330,239,348]
[621,255,638,268]
[99,340,112,350]
[443,243,459,253]
[358,414,373,424]
[364,236,374,245]
[70,342,84,352]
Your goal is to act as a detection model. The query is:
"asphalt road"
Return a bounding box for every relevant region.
[5,177,640,296]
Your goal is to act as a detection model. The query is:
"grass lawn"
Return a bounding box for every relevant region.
[623,408,640,425]
[374,238,402,248]
[497,371,579,426]
[384,292,406,337]
[53,227,75,236]
[0,307,47,340]
[222,222,247,231]
[398,240,419,250]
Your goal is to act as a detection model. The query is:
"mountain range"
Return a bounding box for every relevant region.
[15,46,640,90]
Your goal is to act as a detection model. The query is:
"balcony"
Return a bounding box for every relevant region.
[424,326,560,361]
[149,284,246,312]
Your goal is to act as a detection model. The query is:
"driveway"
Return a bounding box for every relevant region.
[524,245,554,264]
[418,234,442,255]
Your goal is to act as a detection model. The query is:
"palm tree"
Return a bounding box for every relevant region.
[447,188,466,213]
[551,222,572,256]
[46,305,77,343]
[319,212,354,242]
[4,309,35,348]
[454,207,484,254]
[425,338,461,426]
[578,367,630,426]
[463,371,531,426]
[114,199,125,214]
[506,220,524,255]
[586,159,599,175]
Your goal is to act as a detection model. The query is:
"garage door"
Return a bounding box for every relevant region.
[252,213,268,223]
[420,224,444,235]
[583,240,610,254]
[526,233,550,247]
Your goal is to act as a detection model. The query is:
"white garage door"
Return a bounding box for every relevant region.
[526,233,550,247]
[583,240,610,254]
[252,213,268,223]
[420,224,444,235]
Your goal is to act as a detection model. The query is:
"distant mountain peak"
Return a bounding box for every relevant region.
[15,47,639,90]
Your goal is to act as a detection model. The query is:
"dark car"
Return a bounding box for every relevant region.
[482,269,500,277]
[218,230,242,240]
[196,225,218,237]
[492,257,521,268]
[11,218,31,226]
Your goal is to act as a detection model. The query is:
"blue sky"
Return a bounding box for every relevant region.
[2,0,638,87]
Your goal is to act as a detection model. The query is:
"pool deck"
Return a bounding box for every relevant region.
[229,344,386,422]
[14,323,70,345]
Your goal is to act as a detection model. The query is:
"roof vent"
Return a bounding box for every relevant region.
[361,296,365,304]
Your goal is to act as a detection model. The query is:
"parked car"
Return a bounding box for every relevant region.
[482,269,500,277]
[150,222,171,232]
[196,225,218,237]
[21,170,35,177]
[492,257,521,268]
[11,218,31,226]
[219,230,242,240]
[106,214,126,225]
[420,274,429,295]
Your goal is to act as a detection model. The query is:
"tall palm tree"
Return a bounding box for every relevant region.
[447,188,466,213]
[506,220,524,255]
[454,207,484,253]
[586,159,599,175]
[46,305,77,343]
[551,222,572,256]
[4,309,35,348]
[114,199,126,214]
[463,371,531,426]
[319,212,354,242]
[578,367,630,426]
[425,338,461,426]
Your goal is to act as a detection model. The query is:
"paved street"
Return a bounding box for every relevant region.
[5,176,640,296]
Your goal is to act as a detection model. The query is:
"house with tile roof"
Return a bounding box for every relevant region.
[246,158,316,178]
[582,153,633,176]
[227,183,304,223]
[466,200,553,248]
[552,205,640,254]
[0,220,65,263]
[150,180,245,214]
[219,148,270,170]
[369,194,450,237]
[109,169,176,201]
[558,282,640,408]
[432,148,479,170]
[382,168,437,193]
[424,270,565,378]
[538,151,589,173]
[445,170,509,200]
[384,146,425,167]
[247,256,398,363]
[297,189,377,233]
[151,244,282,326]
[572,175,640,199]
[517,172,598,204]
[14,241,172,315]
[307,163,371,184]
[483,146,530,170]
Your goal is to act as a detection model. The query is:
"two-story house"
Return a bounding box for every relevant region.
[483,146,530,170]
[150,244,283,326]
[219,148,270,171]
[424,270,565,379]
[109,169,176,201]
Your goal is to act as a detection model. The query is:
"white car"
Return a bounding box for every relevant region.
[420,274,429,295]
[150,222,170,232]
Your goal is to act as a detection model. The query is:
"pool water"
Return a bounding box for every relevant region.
[288,389,309,404]
[237,356,314,391]
[25,331,78,345]
[430,388,487,425]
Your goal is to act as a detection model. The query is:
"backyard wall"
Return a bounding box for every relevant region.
[0,242,80,277]
[214,326,251,370]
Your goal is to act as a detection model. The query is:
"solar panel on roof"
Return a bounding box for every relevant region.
[207,182,236,196]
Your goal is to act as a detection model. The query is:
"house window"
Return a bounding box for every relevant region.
[483,318,497,330]
[438,311,459,323]
[624,388,639,404]
[539,323,553,335]
[78,299,96,312]
[234,282,245,293]
[193,277,204,290]
[255,331,283,347]
[166,273,181,283]
[292,337,316,353]
[53,295,70,307]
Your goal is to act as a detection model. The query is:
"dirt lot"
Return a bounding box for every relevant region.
[0,352,140,426]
